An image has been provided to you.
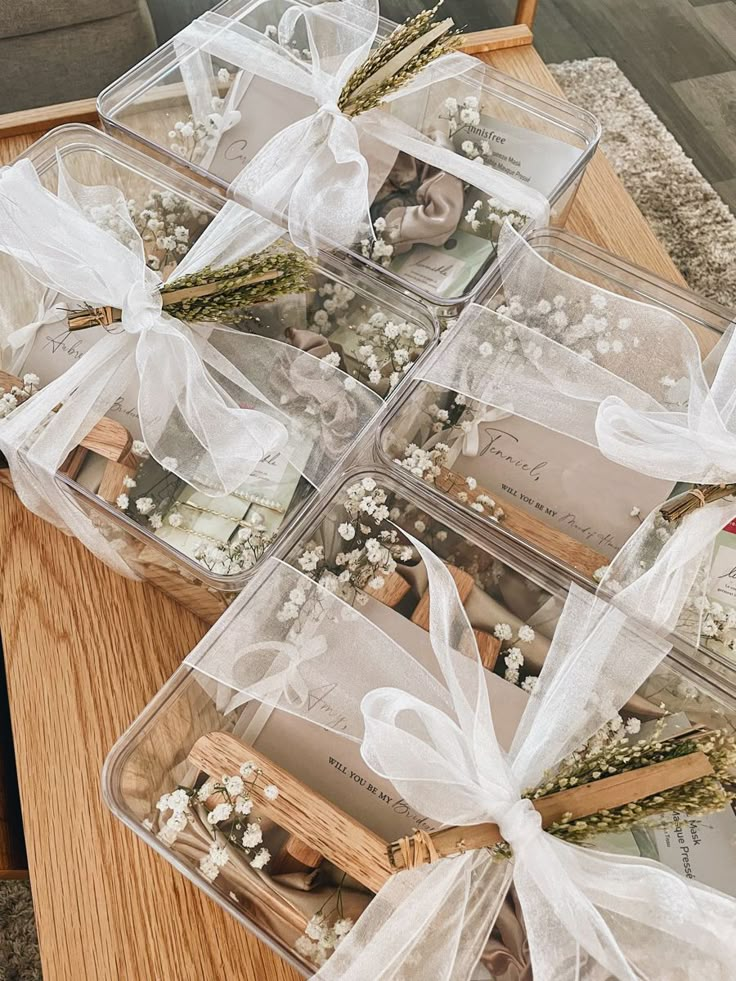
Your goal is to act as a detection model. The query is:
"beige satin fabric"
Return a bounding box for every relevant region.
[375,131,465,254]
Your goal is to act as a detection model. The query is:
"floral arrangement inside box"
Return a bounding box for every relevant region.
[127,473,736,976]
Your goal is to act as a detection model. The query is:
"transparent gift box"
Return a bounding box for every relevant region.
[97,0,600,316]
[0,125,436,622]
[103,464,736,976]
[377,226,736,670]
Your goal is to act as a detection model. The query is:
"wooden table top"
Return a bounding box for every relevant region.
[0,43,688,981]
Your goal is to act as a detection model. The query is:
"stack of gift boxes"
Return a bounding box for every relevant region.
[3,1,736,977]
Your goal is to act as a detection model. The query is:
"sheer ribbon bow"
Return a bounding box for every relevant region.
[175,0,550,251]
[0,159,380,574]
[187,522,736,980]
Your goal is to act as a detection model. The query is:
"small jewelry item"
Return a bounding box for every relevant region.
[232,491,286,514]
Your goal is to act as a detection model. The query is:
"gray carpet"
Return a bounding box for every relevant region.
[0,882,40,981]
[549,56,736,310]
[0,56,734,981]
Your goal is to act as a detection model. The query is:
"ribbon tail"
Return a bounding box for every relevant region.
[315,852,510,981]
[515,833,736,981]
[135,321,290,496]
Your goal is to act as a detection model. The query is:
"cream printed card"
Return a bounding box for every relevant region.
[451,115,582,198]
[207,72,317,184]
[20,317,143,438]
[231,595,528,842]
[449,414,675,560]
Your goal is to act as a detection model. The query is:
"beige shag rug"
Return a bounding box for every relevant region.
[549,56,736,309]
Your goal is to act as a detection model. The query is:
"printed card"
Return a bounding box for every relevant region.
[448,414,675,561]
[451,115,582,199]
[207,72,317,184]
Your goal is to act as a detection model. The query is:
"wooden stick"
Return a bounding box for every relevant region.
[389,751,713,870]
[160,269,282,306]
[411,564,502,671]
[436,467,607,580]
[660,484,736,523]
[188,732,393,893]
[460,26,533,54]
[271,835,324,875]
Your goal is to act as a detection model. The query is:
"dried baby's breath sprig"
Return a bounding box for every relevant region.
[525,724,736,849]
[67,246,315,329]
[155,762,279,881]
[338,2,460,117]
[159,246,315,323]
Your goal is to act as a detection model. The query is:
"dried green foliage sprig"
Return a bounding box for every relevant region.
[67,246,316,330]
[160,246,316,323]
[490,723,736,859]
[338,2,461,117]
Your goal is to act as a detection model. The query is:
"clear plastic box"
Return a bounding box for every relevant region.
[97,0,600,315]
[1,125,436,622]
[103,464,736,976]
[377,226,736,670]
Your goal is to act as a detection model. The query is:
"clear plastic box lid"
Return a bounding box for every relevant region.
[3,124,436,594]
[378,226,736,685]
[103,463,736,976]
[97,0,600,309]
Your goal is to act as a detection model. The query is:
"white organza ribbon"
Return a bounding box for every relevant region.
[185,521,736,979]
[415,224,736,628]
[423,225,736,484]
[174,2,550,251]
[0,158,381,575]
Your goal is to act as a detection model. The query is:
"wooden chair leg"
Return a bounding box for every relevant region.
[515,0,539,28]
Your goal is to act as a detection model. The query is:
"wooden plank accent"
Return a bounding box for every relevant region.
[0,98,98,139]
[460,26,533,53]
[435,467,607,580]
[411,563,502,671]
[389,751,713,870]
[364,570,412,607]
[189,732,392,893]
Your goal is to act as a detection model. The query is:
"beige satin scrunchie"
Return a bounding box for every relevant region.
[375,130,465,254]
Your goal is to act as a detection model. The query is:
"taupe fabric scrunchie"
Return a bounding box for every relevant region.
[375,130,465,254]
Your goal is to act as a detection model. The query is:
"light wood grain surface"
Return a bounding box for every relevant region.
[0,44,688,981]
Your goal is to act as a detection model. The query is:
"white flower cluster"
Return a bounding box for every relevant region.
[359,216,395,267]
[295,912,354,966]
[193,523,276,577]
[131,189,208,272]
[494,291,640,364]
[168,70,237,165]
[441,94,480,137]
[700,598,736,653]
[156,762,277,882]
[296,478,412,602]
[492,622,536,686]
[0,373,40,419]
[396,442,449,482]
[310,280,356,335]
[351,310,430,391]
[463,196,530,239]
